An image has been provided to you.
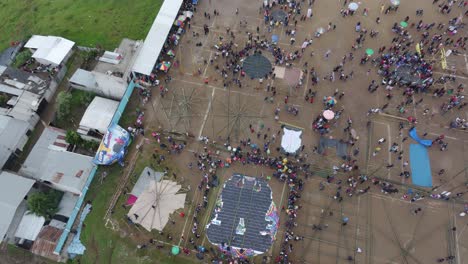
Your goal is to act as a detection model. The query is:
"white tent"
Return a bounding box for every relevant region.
[128,180,186,232]
[281,127,302,154]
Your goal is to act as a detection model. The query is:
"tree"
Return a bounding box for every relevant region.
[56,91,72,121]
[65,130,83,146]
[27,190,62,219]
[12,50,32,68]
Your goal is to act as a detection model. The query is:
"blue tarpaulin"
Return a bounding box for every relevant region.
[409,127,433,147]
[409,144,433,187]
[67,204,92,258]
[272,35,279,44]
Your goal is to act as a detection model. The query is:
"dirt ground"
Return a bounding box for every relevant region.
[104,0,468,263]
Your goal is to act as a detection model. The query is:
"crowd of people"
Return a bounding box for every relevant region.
[125,0,468,263]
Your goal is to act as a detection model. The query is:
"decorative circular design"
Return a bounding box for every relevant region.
[271,10,288,22]
[242,54,272,79]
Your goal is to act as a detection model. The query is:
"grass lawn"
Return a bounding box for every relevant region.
[0,0,163,51]
[73,106,197,264]
[4,244,56,264]
[75,157,195,264]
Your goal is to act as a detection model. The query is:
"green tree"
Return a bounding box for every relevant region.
[12,50,32,68]
[56,91,72,121]
[27,190,62,219]
[65,130,83,146]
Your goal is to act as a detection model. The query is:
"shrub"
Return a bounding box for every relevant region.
[27,190,62,219]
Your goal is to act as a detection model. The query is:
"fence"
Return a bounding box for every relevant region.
[53,80,137,255]
[111,80,138,125]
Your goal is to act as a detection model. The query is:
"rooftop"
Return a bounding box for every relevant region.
[69,69,127,100]
[24,35,75,66]
[0,171,35,242]
[94,38,139,80]
[78,96,119,134]
[0,65,50,95]
[132,0,183,75]
[31,226,63,262]
[0,115,30,168]
[20,127,95,195]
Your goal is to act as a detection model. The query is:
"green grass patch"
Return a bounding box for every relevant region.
[5,244,55,264]
[0,0,163,51]
[75,162,196,264]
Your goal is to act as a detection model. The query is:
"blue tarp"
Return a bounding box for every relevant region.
[93,123,131,165]
[67,204,92,258]
[409,144,433,187]
[192,0,198,4]
[409,128,432,147]
[272,35,279,44]
[54,166,97,255]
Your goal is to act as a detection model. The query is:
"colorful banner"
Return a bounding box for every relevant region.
[265,202,280,241]
[93,124,131,165]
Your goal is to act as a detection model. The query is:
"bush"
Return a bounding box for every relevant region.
[79,91,95,106]
[12,50,32,68]
[66,130,100,151]
[65,130,83,145]
[27,190,62,219]
[56,91,72,121]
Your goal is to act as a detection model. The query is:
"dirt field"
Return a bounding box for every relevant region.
[96,0,468,263]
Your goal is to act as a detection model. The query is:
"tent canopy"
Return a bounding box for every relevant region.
[281,127,302,154]
[128,180,186,231]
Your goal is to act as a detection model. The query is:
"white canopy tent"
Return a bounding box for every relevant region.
[128,180,186,232]
[281,127,302,154]
[132,0,184,76]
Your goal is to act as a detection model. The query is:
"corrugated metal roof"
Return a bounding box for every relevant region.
[0,171,35,242]
[31,226,63,262]
[14,211,45,241]
[56,192,78,218]
[25,35,75,66]
[0,115,30,168]
[78,96,119,134]
[20,127,95,195]
[132,0,183,75]
[70,69,126,100]
[69,69,97,89]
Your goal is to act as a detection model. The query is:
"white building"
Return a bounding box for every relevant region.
[77,96,119,137]
[24,35,75,66]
